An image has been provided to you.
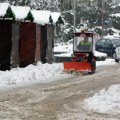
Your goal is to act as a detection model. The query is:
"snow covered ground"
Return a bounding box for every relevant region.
[0,58,119,116]
[84,84,120,116]
[0,59,114,91]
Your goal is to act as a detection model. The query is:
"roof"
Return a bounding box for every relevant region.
[0,3,10,17]
[31,10,51,25]
[0,3,64,25]
[51,12,61,24]
[11,6,30,21]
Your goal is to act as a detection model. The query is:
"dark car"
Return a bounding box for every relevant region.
[95,38,120,61]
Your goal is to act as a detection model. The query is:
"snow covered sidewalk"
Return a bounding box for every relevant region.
[0,59,115,91]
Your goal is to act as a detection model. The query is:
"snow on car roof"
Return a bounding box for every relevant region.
[104,35,120,39]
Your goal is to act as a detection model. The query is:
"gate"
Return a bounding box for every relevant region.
[0,20,12,70]
[19,22,36,67]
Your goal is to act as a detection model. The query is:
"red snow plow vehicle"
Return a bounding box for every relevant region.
[63,31,96,74]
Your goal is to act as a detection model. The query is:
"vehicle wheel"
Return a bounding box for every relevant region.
[113,53,119,63]
[115,59,119,63]
[91,59,96,74]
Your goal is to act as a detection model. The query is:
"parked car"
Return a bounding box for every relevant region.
[95,38,120,62]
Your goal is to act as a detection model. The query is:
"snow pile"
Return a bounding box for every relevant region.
[95,51,107,57]
[0,62,72,90]
[84,85,120,115]
[0,59,115,91]
[0,57,117,116]
[96,59,115,66]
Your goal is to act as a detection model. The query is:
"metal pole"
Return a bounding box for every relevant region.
[101,0,104,38]
[73,0,76,32]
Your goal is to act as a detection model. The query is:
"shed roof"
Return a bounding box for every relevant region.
[11,6,30,21]
[31,10,51,25]
[0,3,64,25]
[51,12,61,24]
[0,3,10,17]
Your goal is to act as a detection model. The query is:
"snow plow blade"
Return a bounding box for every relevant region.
[63,61,91,71]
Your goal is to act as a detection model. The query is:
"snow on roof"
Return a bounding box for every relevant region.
[31,10,51,25]
[29,10,63,25]
[51,12,61,24]
[0,3,63,25]
[11,6,30,20]
[0,3,10,17]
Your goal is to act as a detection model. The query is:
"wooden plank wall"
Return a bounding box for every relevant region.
[0,20,12,70]
[40,25,47,64]
[0,21,55,70]
[35,24,41,63]
[46,25,54,64]
[11,23,19,68]
[19,22,36,67]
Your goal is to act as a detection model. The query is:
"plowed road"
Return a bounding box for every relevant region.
[0,63,120,120]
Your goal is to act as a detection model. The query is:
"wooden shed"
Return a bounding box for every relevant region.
[0,3,64,70]
[10,5,35,68]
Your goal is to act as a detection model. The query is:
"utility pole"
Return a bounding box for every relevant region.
[101,0,104,38]
[73,0,76,32]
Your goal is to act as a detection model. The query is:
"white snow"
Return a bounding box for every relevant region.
[51,12,62,24]
[0,3,10,17]
[111,13,120,18]
[31,10,62,25]
[31,10,51,25]
[0,3,62,24]
[0,58,115,91]
[84,85,120,115]
[0,62,72,91]
[95,50,107,57]
[0,58,117,117]
[11,6,30,20]
[0,2,120,117]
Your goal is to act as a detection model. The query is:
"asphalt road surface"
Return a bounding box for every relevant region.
[0,63,120,120]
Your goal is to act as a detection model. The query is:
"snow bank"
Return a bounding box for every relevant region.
[84,85,120,115]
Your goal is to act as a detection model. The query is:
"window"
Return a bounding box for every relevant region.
[105,40,112,47]
[96,39,106,46]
